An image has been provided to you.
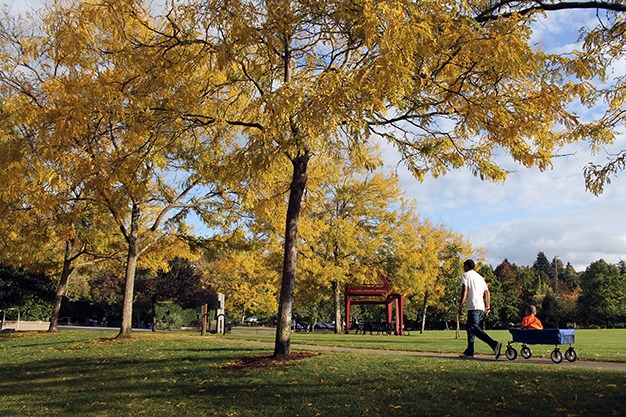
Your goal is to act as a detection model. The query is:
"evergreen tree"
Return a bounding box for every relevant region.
[532,252,552,287]
[518,266,541,311]
[563,263,581,291]
[541,290,564,328]
[494,259,522,324]
[479,265,503,326]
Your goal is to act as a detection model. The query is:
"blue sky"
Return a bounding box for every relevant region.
[393,10,626,271]
[3,1,624,271]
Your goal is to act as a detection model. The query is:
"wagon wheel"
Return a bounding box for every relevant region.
[565,347,577,362]
[505,346,517,361]
[550,349,563,364]
[520,345,532,359]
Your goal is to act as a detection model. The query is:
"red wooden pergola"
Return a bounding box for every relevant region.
[344,275,405,335]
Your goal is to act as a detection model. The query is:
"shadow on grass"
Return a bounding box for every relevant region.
[1,334,624,417]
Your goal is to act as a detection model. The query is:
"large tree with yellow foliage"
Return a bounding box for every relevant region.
[298,168,475,333]
[201,249,279,323]
[4,0,625,354]
[100,0,624,355]
[304,172,399,332]
[0,1,239,338]
[0,10,129,332]
[171,0,625,355]
[380,207,475,333]
[297,160,405,333]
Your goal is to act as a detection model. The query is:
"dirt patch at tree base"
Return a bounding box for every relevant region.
[219,352,320,370]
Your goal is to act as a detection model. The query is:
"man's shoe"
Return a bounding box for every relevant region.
[459,353,474,359]
[494,342,502,360]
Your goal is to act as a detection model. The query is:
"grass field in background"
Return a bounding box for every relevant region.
[227,328,626,363]
[1,330,624,416]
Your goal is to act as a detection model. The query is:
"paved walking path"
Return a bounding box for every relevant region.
[220,338,626,372]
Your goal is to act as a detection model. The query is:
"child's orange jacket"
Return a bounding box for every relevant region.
[521,315,543,330]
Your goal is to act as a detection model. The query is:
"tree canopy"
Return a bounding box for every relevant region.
[0,0,245,337]
[2,0,625,353]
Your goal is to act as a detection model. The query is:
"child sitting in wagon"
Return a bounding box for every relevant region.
[521,305,543,330]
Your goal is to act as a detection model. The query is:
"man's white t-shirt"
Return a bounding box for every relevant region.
[462,269,488,311]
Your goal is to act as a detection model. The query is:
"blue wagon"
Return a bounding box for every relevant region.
[506,328,577,364]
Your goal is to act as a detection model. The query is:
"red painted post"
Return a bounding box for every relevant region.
[398,296,405,335]
[386,300,393,334]
[345,291,351,334]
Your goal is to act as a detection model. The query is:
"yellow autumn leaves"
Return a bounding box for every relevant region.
[0,0,621,340]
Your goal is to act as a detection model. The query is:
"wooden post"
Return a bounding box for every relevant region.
[201,303,208,336]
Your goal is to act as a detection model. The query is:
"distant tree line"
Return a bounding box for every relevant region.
[419,252,626,330]
[3,251,624,330]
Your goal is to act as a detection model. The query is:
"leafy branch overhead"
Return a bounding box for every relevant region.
[1,0,624,349]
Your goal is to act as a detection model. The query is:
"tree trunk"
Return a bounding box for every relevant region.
[151,294,157,332]
[48,239,76,332]
[274,152,309,357]
[332,280,342,333]
[420,291,429,334]
[455,313,461,339]
[117,202,141,339]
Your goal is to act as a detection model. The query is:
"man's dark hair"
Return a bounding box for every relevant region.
[464,259,475,270]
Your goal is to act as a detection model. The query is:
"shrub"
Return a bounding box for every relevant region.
[155,301,197,330]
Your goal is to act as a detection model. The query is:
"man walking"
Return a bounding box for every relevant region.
[458,259,502,359]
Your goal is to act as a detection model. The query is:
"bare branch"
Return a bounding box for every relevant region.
[474,1,626,22]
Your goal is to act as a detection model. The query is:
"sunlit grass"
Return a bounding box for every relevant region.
[1,331,624,416]
[226,328,626,362]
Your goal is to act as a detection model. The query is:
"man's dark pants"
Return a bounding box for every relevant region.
[464,309,498,355]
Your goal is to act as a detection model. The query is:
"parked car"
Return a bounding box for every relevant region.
[292,320,309,332]
[314,322,335,331]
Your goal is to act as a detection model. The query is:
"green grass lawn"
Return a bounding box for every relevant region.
[227,328,626,363]
[1,330,624,417]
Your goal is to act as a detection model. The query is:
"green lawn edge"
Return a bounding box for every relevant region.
[225,328,626,363]
[1,331,624,417]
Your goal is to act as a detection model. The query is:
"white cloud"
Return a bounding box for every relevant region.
[530,9,593,53]
[378,127,626,272]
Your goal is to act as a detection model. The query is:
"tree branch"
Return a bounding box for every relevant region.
[474,1,626,22]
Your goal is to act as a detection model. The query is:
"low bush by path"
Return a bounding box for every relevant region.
[1,331,624,416]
